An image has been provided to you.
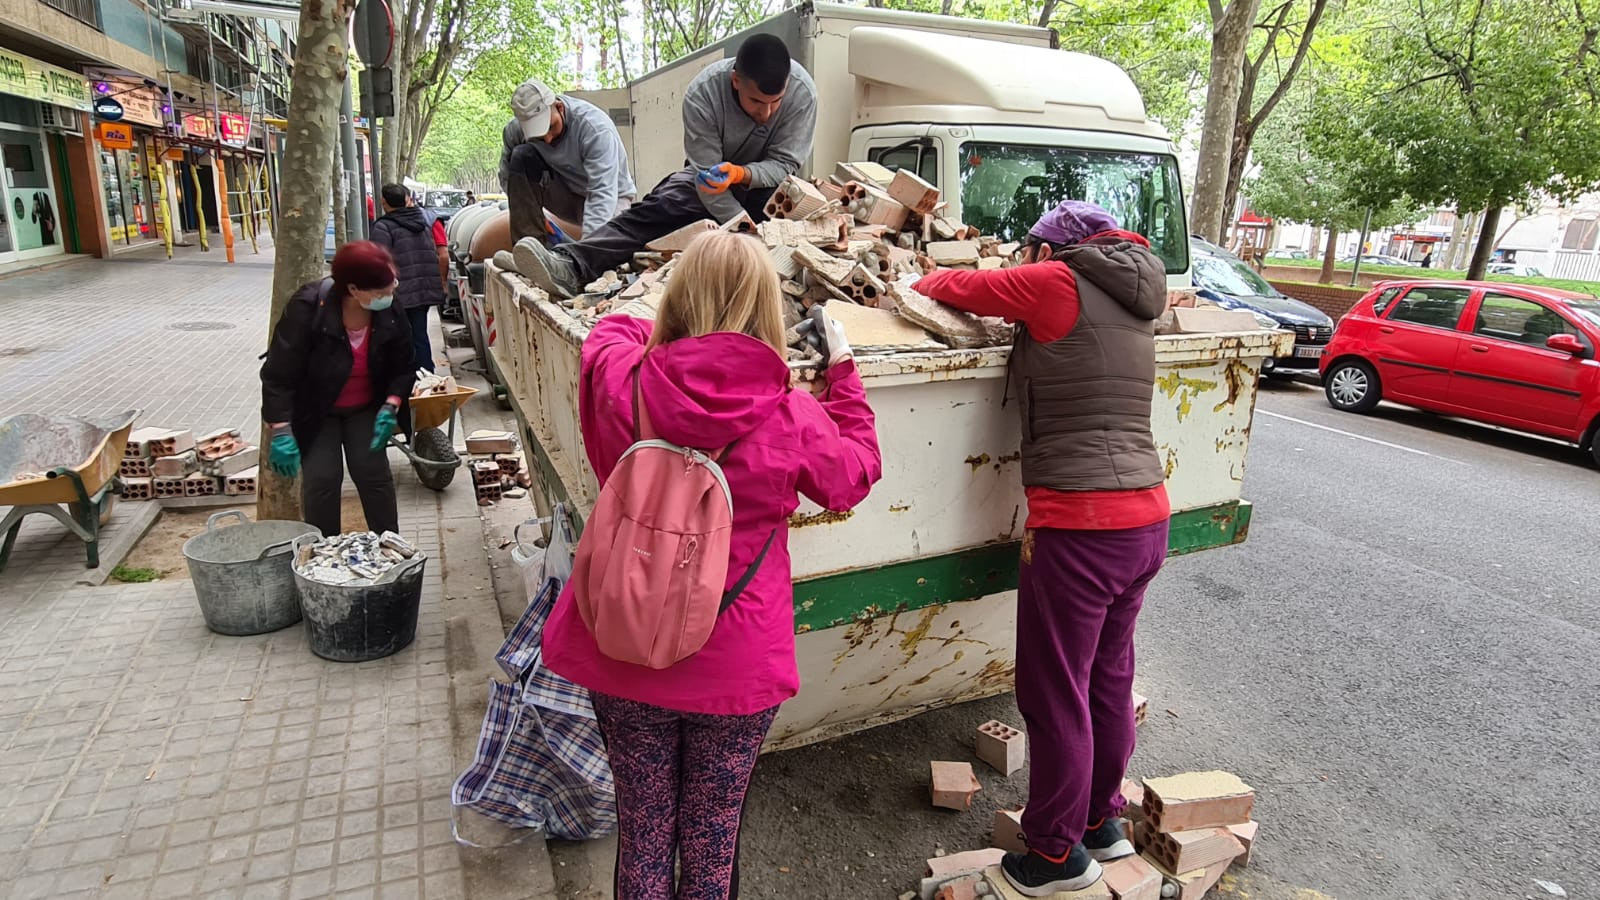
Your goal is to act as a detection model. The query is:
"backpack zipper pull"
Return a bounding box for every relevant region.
[681,537,698,567]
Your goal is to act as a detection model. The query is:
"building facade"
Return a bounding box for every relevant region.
[0,0,291,266]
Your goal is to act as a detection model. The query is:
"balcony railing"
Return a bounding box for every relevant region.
[41,0,101,30]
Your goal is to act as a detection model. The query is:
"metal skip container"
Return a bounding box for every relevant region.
[182,510,320,635]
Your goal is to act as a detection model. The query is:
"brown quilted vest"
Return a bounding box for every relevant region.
[1010,236,1167,492]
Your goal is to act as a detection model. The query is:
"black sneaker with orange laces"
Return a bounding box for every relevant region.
[1082,817,1135,861]
[1000,844,1103,897]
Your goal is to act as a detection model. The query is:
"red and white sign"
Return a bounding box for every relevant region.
[182,113,215,141]
[219,113,250,147]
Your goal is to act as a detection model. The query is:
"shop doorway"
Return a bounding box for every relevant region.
[0,124,64,266]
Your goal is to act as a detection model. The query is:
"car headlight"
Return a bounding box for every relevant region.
[1252,311,1280,329]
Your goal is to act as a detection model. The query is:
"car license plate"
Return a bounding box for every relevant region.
[1295,345,1324,359]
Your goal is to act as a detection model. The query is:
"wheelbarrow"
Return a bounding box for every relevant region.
[391,387,476,491]
[0,409,139,573]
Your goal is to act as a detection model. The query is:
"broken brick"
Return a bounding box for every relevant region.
[976,720,1026,776]
[888,168,941,215]
[933,873,984,900]
[930,760,981,811]
[926,847,1005,880]
[1133,692,1148,727]
[776,175,831,219]
[991,807,1027,853]
[1142,771,1254,833]
[465,430,516,455]
[224,467,258,497]
[1144,826,1243,874]
[1227,821,1258,867]
[645,219,717,255]
[984,864,1111,899]
[1101,854,1162,900]
[151,450,199,477]
[926,240,980,265]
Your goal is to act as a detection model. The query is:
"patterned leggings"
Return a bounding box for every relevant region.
[591,693,778,900]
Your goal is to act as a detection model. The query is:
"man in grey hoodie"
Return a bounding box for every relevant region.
[500,78,636,245]
[514,34,817,299]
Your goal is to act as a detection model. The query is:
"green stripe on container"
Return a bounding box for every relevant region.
[791,501,1252,633]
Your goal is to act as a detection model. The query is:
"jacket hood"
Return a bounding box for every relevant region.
[637,332,790,450]
[1057,231,1167,320]
[383,206,429,233]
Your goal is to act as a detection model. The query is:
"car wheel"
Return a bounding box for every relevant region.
[1324,359,1381,413]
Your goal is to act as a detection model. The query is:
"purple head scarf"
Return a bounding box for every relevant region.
[1028,200,1119,247]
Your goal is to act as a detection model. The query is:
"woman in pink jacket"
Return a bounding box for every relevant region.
[542,230,882,899]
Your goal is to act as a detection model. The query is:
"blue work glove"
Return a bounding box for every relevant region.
[267,431,301,478]
[695,162,748,195]
[370,403,399,452]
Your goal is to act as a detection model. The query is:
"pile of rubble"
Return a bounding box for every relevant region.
[915,693,1261,900]
[507,161,1023,363]
[293,530,418,586]
[119,426,258,501]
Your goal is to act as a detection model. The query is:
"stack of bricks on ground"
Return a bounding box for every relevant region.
[467,430,530,505]
[915,693,1260,900]
[504,160,1253,360]
[119,426,258,501]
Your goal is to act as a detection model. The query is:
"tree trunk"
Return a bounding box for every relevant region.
[1319,224,1338,283]
[331,150,348,249]
[1466,206,1501,281]
[1450,211,1478,269]
[1189,0,1265,243]
[1444,209,1467,270]
[941,0,955,14]
[261,0,355,523]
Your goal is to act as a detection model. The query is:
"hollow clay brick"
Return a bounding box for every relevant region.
[930,761,981,810]
[975,720,1026,776]
[1141,771,1254,833]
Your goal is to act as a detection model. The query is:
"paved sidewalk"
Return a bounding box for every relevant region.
[0,247,478,899]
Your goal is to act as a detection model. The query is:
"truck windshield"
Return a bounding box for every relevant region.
[958,143,1188,274]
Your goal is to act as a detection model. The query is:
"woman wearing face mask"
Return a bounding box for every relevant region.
[260,241,416,537]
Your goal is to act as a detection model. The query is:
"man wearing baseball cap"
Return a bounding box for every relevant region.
[499,77,636,245]
[512,34,816,300]
[913,200,1170,897]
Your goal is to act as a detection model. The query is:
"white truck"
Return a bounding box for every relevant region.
[479,2,1287,749]
[576,0,1190,284]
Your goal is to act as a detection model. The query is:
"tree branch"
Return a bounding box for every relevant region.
[1249,0,1328,130]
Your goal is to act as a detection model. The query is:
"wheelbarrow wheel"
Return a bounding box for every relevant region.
[411,427,459,491]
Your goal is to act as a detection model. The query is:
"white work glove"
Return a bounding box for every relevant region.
[807,306,852,367]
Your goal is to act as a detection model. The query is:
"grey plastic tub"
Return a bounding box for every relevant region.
[182,510,320,635]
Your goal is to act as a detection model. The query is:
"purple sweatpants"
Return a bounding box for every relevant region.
[591,693,777,900]
[1016,522,1168,858]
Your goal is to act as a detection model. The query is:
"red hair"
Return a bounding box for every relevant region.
[330,241,397,297]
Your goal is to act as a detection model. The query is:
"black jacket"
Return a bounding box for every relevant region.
[370,206,444,309]
[261,279,416,447]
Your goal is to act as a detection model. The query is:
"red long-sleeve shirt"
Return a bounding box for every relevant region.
[915,246,1170,532]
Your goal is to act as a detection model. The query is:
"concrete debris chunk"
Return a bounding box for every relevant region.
[926,240,980,265]
[645,219,717,254]
[892,277,1008,349]
[791,242,857,285]
[824,300,943,353]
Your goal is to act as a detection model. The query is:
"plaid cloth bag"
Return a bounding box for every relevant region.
[451,572,616,840]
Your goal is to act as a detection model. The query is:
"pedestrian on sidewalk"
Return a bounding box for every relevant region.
[370,183,449,373]
[514,34,817,300]
[541,231,881,899]
[914,201,1169,897]
[498,77,636,245]
[260,241,416,537]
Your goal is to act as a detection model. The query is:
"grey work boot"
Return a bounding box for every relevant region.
[512,237,581,300]
[492,250,518,274]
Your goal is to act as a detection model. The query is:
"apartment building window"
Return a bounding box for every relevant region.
[1563,219,1598,251]
[41,0,101,30]
[185,40,211,82]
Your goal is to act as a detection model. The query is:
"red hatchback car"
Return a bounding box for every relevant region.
[1320,280,1600,464]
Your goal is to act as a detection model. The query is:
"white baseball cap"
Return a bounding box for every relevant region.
[511,79,557,140]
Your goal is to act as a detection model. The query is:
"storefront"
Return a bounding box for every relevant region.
[87,72,172,249]
[0,47,88,265]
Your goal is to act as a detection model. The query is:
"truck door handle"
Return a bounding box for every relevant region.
[1469,344,1489,352]
[1379,326,1395,334]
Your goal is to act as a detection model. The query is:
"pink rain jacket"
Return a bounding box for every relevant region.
[542,316,882,715]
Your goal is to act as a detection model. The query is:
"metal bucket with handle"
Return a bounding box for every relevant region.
[182,510,320,635]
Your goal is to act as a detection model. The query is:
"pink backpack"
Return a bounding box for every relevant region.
[572,369,774,669]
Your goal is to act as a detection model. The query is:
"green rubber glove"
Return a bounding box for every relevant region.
[268,432,301,478]
[370,403,399,452]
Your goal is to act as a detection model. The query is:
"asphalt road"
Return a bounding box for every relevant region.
[551,379,1600,900]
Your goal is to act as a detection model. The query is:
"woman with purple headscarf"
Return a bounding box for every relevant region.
[915,200,1169,896]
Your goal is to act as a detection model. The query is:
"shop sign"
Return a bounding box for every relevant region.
[0,48,91,111]
[218,113,250,147]
[93,97,125,121]
[96,121,134,150]
[182,114,216,140]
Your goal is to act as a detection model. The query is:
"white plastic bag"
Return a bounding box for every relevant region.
[511,517,549,606]
[542,503,576,586]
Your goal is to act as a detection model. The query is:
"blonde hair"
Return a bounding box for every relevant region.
[646,231,787,355]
